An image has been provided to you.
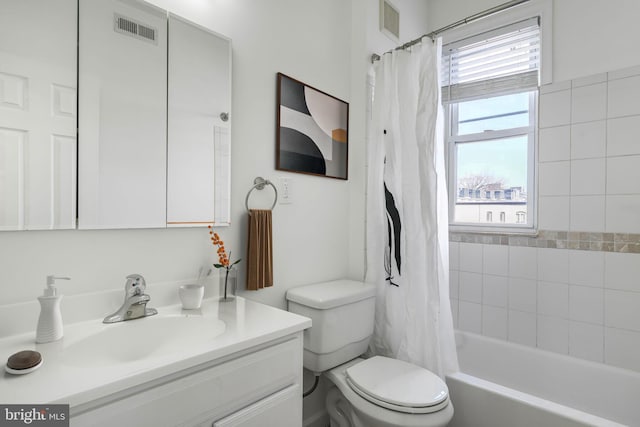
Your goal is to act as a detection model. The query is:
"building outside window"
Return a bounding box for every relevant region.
[443,19,539,231]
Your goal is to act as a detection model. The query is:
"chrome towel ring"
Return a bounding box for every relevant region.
[245,177,278,213]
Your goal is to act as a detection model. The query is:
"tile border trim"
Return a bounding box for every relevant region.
[449,230,640,253]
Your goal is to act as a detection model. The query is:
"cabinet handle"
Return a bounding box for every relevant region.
[220,112,229,122]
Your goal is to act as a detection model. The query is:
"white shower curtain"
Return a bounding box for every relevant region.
[366,37,459,377]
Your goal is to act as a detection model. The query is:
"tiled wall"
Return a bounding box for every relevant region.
[450,66,640,374]
[538,66,640,233]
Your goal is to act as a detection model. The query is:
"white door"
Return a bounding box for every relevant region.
[0,0,77,230]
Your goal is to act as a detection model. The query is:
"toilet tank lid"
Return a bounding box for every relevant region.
[286,280,376,309]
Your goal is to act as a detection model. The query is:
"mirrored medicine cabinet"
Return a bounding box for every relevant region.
[0,0,231,231]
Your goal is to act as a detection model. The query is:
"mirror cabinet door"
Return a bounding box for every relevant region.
[0,0,77,230]
[78,0,168,229]
[78,0,231,230]
[2,0,231,231]
[167,15,231,227]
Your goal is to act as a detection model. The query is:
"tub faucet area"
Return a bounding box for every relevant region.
[103,274,157,324]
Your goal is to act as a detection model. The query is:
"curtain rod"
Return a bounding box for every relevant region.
[370,0,530,63]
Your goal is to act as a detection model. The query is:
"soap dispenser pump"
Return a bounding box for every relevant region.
[36,275,70,344]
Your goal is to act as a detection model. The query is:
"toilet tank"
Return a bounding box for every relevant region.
[286,280,376,373]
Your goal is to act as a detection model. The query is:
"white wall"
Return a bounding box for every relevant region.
[552,0,640,82]
[367,0,431,57]
[0,0,427,315]
[0,0,356,311]
[427,0,640,83]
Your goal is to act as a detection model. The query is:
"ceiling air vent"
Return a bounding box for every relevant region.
[114,14,157,45]
[380,0,400,42]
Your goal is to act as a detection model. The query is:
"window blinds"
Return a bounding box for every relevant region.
[442,18,540,103]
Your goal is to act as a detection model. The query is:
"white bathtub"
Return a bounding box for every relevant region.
[446,331,640,427]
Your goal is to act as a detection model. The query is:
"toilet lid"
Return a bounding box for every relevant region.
[345,356,449,414]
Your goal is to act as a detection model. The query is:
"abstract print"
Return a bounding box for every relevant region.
[277,73,349,179]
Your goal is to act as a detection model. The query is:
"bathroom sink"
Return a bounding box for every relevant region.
[63,315,226,367]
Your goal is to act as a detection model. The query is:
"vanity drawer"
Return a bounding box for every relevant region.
[71,333,303,427]
[210,384,299,427]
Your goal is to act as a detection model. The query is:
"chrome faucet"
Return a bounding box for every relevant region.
[103,274,158,323]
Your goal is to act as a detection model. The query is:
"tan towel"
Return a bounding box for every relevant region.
[246,209,273,290]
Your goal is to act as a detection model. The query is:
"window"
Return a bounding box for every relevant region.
[486,212,493,222]
[444,19,539,231]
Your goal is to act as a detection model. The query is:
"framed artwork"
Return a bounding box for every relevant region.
[276,73,349,180]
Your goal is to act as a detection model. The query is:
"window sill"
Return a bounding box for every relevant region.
[449,224,538,237]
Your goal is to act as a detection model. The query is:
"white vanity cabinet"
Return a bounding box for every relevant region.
[71,334,303,427]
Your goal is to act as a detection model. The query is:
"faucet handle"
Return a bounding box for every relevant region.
[124,274,146,297]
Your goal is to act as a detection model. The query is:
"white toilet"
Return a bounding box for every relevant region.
[286,279,454,427]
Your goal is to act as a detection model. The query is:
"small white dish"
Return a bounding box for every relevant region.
[179,284,204,310]
[5,359,43,375]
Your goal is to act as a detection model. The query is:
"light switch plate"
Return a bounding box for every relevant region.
[279,177,293,204]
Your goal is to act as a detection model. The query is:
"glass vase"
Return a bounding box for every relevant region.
[219,267,237,302]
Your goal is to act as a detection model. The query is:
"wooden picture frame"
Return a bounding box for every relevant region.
[276,73,349,180]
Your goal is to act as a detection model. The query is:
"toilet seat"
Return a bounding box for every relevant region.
[345,356,449,414]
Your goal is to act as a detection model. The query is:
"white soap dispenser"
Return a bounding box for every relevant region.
[36,275,70,344]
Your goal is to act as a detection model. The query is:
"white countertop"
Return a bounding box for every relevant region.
[0,297,311,410]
